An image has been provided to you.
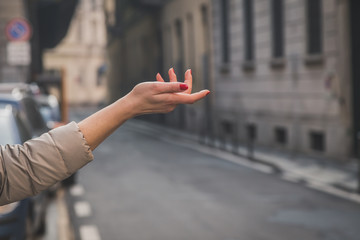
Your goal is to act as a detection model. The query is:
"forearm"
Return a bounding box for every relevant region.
[78,95,135,151]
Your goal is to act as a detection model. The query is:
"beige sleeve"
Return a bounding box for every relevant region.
[0,122,94,205]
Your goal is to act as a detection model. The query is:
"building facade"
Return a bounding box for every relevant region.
[105,0,214,133]
[159,0,214,132]
[211,0,352,160]
[44,0,108,105]
[105,0,355,161]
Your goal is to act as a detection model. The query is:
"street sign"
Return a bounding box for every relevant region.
[5,18,32,42]
[6,42,31,66]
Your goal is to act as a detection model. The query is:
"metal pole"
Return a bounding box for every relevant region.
[357,158,360,193]
[60,68,68,123]
[247,124,254,160]
[357,132,360,193]
[247,139,254,160]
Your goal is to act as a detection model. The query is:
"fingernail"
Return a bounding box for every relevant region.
[180,84,188,90]
[172,68,175,74]
[190,69,192,75]
[206,91,210,96]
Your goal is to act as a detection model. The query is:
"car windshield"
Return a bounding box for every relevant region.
[0,115,16,145]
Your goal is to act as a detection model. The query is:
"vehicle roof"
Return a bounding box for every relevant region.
[0,93,20,100]
[0,82,39,95]
[0,93,34,101]
[0,94,24,108]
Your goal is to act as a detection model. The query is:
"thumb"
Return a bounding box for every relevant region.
[154,82,189,94]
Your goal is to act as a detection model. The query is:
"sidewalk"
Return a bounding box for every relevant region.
[126,119,360,203]
[41,187,74,240]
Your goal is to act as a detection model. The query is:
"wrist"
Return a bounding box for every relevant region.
[114,94,139,120]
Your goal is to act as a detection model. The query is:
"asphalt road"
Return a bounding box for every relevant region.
[66,112,360,240]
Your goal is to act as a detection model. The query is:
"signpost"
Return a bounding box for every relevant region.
[5,18,32,42]
[5,18,32,66]
[6,42,31,66]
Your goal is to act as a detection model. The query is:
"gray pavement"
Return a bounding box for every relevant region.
[132,119,359,194]
[64,109,360,240]
[130,119,360,203]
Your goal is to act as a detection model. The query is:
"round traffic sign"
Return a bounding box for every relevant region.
[5,18,32,42]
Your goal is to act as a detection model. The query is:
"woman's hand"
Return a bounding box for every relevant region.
[125,68,210,117]
[79,68,209,150]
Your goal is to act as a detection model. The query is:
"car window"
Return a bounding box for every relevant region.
[15,113,32,142]
[22,97,47,131]
[0,115,16,145]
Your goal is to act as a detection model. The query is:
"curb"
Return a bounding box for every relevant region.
[57,188,75,240]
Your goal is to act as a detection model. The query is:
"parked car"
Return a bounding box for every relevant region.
[0,104,47,239]
[32,93,77,186]
[0,83,77,187]
[0,92,49,138]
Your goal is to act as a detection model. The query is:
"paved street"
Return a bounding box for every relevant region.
[66,110,360,240]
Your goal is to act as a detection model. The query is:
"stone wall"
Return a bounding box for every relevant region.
[211,0,352,160]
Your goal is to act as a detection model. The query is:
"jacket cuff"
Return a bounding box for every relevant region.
[49,122,94,174]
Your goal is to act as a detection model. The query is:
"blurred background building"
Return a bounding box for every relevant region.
[104,0,215,136]
[104,0,357,162]
[44,0,108,106]
[212,0,352,160]
[1,0,360,162]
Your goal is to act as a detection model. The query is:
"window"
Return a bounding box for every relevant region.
[246,123,257,141]
[157,29,164,75]
[201,5,211,87]
[201,5,211,51]
[92,20,98,44]
[77,19,82,42]
[141,36,150,78]
[274,127,287,145]
[243,0,255,63]
[310,130,325,152]
[220,0,230,63]
[91,0,97,10]
[222,120,234,135]
[15,113,32,142]
[175,19,185,78]
[0,116,16,145]
[271,0,284,59]
[306,0,322,55]
[186,13,195,72]
[23,98,47,132]
[163,26,173,71]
